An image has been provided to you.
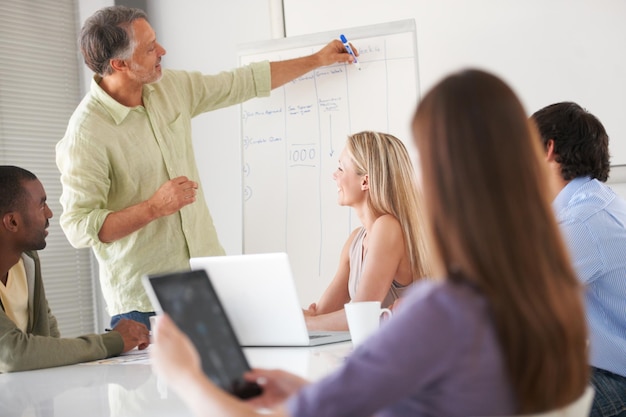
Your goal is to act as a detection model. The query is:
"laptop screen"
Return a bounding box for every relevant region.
[143,269,262,399]
[189,253,351,346]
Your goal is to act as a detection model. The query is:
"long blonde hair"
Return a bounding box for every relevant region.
[412,70,588,413]
[346,131,430,280]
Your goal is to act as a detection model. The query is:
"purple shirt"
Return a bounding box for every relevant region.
[287,279,516,417]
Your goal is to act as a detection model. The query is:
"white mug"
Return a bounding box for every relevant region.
[344,301,392,347]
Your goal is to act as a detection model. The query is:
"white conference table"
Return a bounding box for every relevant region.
[0,342,353,417]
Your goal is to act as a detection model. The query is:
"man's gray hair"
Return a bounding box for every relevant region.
[79,6,148,76]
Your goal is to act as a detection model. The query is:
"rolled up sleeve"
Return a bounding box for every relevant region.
[56,129,113,248]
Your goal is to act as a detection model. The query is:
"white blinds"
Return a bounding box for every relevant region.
[0,0,98,336]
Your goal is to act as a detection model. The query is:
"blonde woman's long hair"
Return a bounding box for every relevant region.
[346,131,430,281]
[412,70,588,413]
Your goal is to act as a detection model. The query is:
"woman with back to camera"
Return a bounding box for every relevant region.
[150,69,589,416]
[304,130,430,331]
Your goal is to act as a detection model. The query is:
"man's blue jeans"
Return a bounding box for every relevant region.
[110,310,155,330]
[591,367,626,417]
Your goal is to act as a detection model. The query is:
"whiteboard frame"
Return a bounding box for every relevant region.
[238,18,418,61]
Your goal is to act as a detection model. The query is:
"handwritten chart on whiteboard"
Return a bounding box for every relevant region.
[239,20,419,305]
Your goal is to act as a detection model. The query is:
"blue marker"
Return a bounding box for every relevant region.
[340,34,361,70]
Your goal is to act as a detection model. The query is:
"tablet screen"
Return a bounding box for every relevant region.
[144,270,262,399]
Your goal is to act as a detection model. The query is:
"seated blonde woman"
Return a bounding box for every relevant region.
[304,131,430,331]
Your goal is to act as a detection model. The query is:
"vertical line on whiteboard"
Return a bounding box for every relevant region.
[283,71,289,253]
[413,26,421,102]
[384,39,389,131]
[343,61,354,234]
[313,66,323,277]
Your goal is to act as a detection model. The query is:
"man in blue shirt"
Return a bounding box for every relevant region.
[532,102,626,417]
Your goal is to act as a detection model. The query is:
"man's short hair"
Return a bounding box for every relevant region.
[79,6,148,76]
[0,166,37,214]
[531,102,610,182]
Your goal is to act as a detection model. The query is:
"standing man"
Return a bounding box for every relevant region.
[56,6,357,330]
[532,102,626,417]
[0,166,149,373]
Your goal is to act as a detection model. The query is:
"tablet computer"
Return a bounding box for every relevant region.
[143,269,262,399]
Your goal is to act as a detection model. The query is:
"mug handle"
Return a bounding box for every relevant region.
[379,308,393,320]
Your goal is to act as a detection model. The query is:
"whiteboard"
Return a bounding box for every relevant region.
[238,20,419,305]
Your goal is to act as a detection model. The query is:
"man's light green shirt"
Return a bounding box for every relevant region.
[56,64,271,315]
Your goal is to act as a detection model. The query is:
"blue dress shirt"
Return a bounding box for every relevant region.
[553,176,626,378]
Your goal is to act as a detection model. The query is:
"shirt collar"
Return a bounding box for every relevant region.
[553,176,591,213]
[90,75,155,124]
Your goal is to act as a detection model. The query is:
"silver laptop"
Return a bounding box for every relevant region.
[189,252,351,347]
